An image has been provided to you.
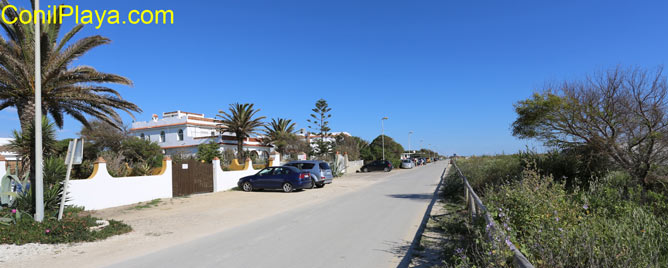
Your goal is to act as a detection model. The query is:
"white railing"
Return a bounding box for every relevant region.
[451,159,534,268]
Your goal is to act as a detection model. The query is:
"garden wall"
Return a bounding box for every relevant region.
[66,157,173,210]
[212,157,257,192]
[346,160,364,174]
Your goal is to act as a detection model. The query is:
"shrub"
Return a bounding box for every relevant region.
[483,169,668,267]
[453,155,523,193]
[196,141,221,163]
[0,206,131,245]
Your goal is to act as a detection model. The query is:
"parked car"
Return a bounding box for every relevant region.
[400,159,414,169]
[361,160,392,172]
[238,166,312,193]
[284,160,333,188]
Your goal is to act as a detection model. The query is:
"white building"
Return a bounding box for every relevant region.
[0,138,19,161]
[295,129,352,152]
[129,111,272,159]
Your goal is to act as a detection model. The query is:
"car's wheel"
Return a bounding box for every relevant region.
[311,178,317,189]
[282,182,294,193]
[242,182,253,192]
[384,167,390,172]
[315,183,325,188]
[363,167,368,172]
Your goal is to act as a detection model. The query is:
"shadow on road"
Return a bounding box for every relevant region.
[386,193,434,201]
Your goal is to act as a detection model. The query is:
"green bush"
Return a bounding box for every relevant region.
[0,206,131,245]
[482,169,668,267]
[452,155,523,192]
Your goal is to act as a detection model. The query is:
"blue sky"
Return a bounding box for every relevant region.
[0,0,667,156]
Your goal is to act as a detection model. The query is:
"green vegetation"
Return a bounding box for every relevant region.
[131,199,162,210]
[0,206,131,245]
[307,99,333,156]
[512,66,668,188]
[366,135,404,168]
[196,141,222,163]
[442,65,668,268]
[448,156,668,267]
[264,118,304,156]
[217,103,266,159]
[0,0,140,212]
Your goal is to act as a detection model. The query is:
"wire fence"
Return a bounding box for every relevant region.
[450,158,534,268]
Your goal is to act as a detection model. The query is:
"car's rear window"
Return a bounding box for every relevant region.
[319,163,331,170]
[302,163,315,169]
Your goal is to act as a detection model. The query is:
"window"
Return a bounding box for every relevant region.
[178,129,184,141]
[319,162,331,170]
[160,131,166,143]
[258,168,273,176]
[140,133,145,140]
[210,131,215,137]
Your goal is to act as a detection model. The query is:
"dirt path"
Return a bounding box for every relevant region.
[1,169,411,268]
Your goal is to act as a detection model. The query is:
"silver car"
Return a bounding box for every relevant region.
[284,160,333,188]
[400,159,414,169]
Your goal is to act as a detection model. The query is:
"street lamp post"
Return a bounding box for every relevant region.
[34,0,44,222]
[381,117,388,160]
[428,144,432,159]
[408,131,413,153]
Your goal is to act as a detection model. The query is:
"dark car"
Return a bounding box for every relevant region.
[238,166,312,193]
[284,160,333,188]
[361,160,392,172]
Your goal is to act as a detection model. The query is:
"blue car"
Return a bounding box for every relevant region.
[238,166,312,193]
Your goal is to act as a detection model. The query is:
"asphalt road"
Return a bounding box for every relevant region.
[108,162,446,268]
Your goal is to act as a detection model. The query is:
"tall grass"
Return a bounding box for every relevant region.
[453,155,668,267]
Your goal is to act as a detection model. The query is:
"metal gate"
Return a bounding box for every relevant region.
[172,160,214,197]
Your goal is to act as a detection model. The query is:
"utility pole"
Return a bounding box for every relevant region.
[34,0,44,222]
[381,117,388,160]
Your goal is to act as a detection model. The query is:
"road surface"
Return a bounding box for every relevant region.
[108,162,446,268]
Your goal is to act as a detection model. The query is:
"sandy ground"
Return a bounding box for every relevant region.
[1,168,409,268]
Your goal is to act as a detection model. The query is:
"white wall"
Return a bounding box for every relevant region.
[346,160,364,174]
[66,159,173,210]
[0,158,6,178]
[212,158,257,192]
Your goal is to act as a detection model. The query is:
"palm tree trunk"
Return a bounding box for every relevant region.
[237,137,244,161]
[16,100,36,214]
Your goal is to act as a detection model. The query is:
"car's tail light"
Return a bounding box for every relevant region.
[321,176,325,180]
[300,173,308,180]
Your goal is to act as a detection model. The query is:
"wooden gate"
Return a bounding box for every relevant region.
[172,160,214,197]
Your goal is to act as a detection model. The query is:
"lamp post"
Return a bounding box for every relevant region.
[34,0,44,222]
[381,117,388,160]
[420,139,423,154]
[408,131,413,154]
[428,144,432,159]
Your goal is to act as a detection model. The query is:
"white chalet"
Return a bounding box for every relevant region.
[129,111,272,159]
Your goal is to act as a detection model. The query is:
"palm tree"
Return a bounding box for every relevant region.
[217,103,266,159]
[0,1,141,134]
[264,118,297,155]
